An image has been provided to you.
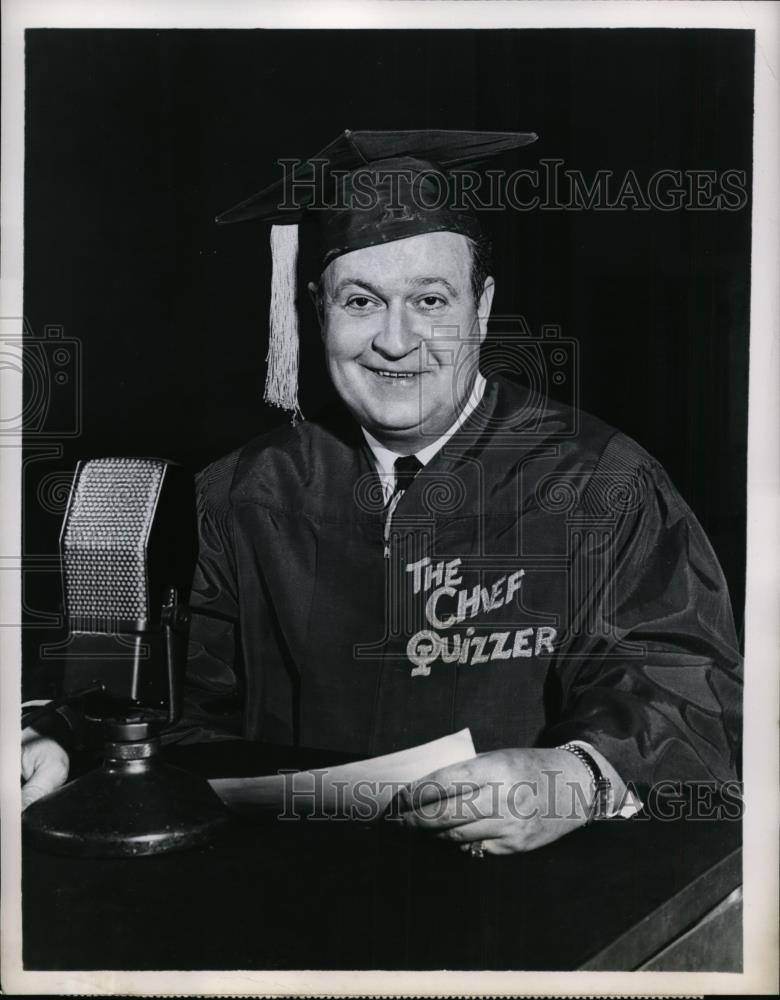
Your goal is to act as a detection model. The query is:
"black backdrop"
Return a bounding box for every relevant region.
[22,28,753,695]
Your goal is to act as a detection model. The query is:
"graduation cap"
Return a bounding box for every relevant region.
[216,129,538,418]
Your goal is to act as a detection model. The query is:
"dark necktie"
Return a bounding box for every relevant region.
[383,454,422,556]
[390,454,423,504]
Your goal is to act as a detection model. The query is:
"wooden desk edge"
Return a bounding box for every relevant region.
[579,845,742,971]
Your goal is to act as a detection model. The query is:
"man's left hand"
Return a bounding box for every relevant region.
[394,748,596,855]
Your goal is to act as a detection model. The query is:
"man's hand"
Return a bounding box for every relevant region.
[21,727,69,809]
[394,748,597,855]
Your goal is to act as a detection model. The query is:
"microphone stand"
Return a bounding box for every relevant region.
[23,589,231,858]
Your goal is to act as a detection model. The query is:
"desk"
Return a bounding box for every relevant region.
[23,741,742,971]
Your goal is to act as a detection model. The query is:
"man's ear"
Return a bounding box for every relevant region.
[307,280,324,333]
[477,276,495,343]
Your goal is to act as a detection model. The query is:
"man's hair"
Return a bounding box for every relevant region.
[467,233,493,305]
[313,232,493,314]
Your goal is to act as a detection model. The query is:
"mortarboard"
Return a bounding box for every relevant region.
[216,129,538,418]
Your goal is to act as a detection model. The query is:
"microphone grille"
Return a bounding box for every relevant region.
[62,458,166,622]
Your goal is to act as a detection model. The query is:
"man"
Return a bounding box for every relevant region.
[22,131,742,855]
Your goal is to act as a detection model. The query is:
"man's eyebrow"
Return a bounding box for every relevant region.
[329,275,461,297]
[330,278,380,297]
[410,276,460,297]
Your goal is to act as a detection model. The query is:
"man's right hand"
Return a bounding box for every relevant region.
[21,727,69,809]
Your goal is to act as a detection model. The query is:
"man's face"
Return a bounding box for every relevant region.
[312,231,495,453]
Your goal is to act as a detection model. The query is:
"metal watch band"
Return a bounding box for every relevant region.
[558,742,612,823]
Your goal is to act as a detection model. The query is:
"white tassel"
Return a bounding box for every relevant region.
[265,223,303,421]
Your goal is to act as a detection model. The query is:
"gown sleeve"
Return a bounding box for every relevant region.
[163,452,244,744]
[541,433,743,796]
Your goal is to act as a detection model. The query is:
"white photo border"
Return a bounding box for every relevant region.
[2,1,777,995]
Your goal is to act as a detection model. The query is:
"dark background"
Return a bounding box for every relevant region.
[22,28,753,695]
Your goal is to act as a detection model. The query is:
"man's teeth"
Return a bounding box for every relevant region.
[375,370,416,379]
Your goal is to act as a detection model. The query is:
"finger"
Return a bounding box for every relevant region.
[434,817,500,846]
[22,778,54,809]
[402,772,485,812]
[21,756,68,808]
[20,733,44,783]
[390,751,503,815]
[403,788,496,831]
[459,838,514,857]
[412,756,484,792]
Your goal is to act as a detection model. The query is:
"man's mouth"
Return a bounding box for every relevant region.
[367,367,421,380]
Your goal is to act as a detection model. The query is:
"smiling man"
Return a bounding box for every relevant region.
[22,131,743,856]
[313,230,493,452]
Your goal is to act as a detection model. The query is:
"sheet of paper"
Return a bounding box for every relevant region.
[209,728,476,820]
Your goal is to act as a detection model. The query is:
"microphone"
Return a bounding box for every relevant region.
[23,458,230,857]
[58,456,197,718]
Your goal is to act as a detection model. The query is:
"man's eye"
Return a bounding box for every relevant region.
[345,295,380,311]
[417,294,447,311]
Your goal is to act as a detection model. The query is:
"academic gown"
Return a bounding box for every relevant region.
[177,375,742,796]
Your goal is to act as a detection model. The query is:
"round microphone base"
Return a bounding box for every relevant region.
[23,728,233,858]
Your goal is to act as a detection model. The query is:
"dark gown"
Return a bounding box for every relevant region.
[174,375,742,797]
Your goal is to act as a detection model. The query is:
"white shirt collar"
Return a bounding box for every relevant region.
[362,372,486,485]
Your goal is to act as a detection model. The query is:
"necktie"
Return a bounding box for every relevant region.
[391,454,423,502]
[383,454,422,556]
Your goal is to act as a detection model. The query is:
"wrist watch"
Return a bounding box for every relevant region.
[558,742,612,823]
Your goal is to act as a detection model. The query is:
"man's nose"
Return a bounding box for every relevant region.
[371,301,421,360]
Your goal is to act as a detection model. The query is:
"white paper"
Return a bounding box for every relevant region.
[209,728,476,820]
